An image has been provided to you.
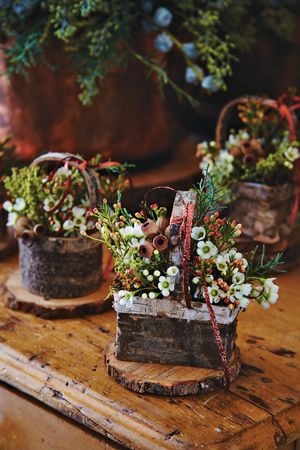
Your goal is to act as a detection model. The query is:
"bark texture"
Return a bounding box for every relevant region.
[19,236,102,298]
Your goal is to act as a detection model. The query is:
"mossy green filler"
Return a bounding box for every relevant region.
[0,0,297,105]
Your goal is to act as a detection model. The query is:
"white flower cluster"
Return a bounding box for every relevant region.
[3,197,26,226]
[278,134,300,170]
[199,141,234,180]
[191,226,278,310]
[43,194,92,235]
[119,223,145,247]
[115,265,179,308]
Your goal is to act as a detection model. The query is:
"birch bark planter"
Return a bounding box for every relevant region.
[114,296,238,369]
[18,235,102,298]
[230,182,294,244]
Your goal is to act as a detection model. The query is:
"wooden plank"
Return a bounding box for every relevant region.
[0,383,122,450]
[0,255,299,449]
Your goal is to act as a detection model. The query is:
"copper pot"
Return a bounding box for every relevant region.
[0,38,178,164]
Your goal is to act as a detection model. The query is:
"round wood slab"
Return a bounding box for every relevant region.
[3,269,112,319]
[105,342,241,396]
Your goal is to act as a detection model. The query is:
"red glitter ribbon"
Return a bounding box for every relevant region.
[203,283,231,389]
[179,203,195,309]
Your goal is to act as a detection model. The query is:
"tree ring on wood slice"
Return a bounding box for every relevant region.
[2,269,112,319]
[104,342,241,396]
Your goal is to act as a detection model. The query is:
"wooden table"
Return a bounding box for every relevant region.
[0,255,299,450]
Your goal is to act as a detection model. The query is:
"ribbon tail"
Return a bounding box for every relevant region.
[180,203,195,309]
[203,283,231,389]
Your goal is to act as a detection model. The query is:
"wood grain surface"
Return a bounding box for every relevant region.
[3,269,112,319]
[0,383,122,450]
[0,254,299,449]
[105,343,241,396]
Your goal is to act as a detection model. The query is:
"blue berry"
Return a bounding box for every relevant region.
[154,7,173,28]
[185,66,203,85]
[182,42,199,60]
[201,75,219,92]
[154,32,173,52]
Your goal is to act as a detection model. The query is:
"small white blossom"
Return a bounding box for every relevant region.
[63,219,75,231]
[197,240,218,259]
[143,269,149,276]
[284,146,299,163]
[158,276,175,297]
[43,197,56,212]
[119,223,144,239]
[7,212,18,227]
[205,274,214,283]
[263,278,279,304]
[61,194,74,211]
[149,292,156,299]
[56,166,72,177]
[208,285,221,303]
[154,270,161,277]
[167,266,179,277]
[72,206,86,218]
[192,276,200,284]
[216,255,228,274]
[191,226,206,241]
[239,297,250,309]
[232,272,245,285]
[116,290,134,308]
[3,200,13,212]
[261,301,270,310]
[14,197,26,212]
[141,293,148,300]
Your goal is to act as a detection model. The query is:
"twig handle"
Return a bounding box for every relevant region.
[142,185,185,218]
[31,152,101,212]
[216,95,300,149]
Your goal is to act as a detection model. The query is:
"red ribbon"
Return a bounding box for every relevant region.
[203,283,231,389]
[179,203,195,309]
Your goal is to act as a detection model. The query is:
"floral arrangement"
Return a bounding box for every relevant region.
[0,1,297,106]
[88,177,282,310]
[3,154,130,237]
[197,95,300,201]
[0,135,17,232]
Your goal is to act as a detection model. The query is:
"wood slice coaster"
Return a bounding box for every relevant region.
[3,269,112,319]
[105,342,241,396]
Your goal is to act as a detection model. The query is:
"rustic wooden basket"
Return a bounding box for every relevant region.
[18,152,103,298]
[114,296,238,369]
[216,96,298,246]
[112,190,239,371]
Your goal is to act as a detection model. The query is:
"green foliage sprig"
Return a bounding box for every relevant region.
[0,0,297,106]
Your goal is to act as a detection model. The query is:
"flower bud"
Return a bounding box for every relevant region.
[152,234,168,251]
[33,223,47,237]
[139,242,154,258]
[141,219,159,237]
